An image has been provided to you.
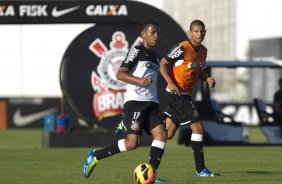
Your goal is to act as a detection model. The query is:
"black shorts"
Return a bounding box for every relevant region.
[123,101,164,135]
[163,91,200,127]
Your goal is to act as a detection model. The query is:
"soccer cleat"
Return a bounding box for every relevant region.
[83,149,99,178]
[115,121,125,135]
[154,177,168,183]
[195,168,220,177]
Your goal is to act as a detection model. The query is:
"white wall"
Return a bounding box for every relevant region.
[237,0,282,59]
[0,24,93,97]
[132,0,163,9]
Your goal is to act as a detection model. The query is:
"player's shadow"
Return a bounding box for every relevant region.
[245,171,280,175]
[226,171,281,175]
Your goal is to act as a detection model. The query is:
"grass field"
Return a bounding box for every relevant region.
[1,129,282,184]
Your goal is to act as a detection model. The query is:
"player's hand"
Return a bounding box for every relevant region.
[167,82,180,95]
[207,76,216,88]
[139,77,152,87]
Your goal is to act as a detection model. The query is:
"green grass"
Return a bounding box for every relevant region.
[1,129,282,183]
[248,126,268,143]
[0,129,41,149]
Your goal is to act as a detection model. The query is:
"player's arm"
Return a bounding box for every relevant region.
[160,57,180,95]
[116,67,152,87]
[199,70,216,88]
[116,45,152,87]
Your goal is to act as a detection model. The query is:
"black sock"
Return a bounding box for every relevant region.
[191,141,205,173]
[149,146,165,170]
[95,142,120,160]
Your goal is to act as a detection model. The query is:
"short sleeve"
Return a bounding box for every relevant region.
[164,43,185,63]
[120,45,141,69]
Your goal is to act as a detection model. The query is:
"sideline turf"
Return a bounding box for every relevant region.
[0,129,282,184]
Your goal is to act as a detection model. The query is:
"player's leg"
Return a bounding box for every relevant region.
[149,124,167,170]
[173,94,219,177]
[178,95,206,174]
[189,121,205,173]
[83,101,143,178]
[190,121,220,177]
[83,134,140,178]
[150,123,168,183]
[163,91,181,140]
[144,103,168,183]
[95,134,140,160]
[166,117,177,140]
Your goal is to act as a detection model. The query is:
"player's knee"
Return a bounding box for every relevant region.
[125,139,140,150]
[152,131,167,142]
[192,127,204,134]
[151,125,167,141]
[190,122,204,134]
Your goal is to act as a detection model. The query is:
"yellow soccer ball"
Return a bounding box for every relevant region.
[133,163,157,184]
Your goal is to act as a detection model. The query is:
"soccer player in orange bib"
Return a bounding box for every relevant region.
[160,20,220,177]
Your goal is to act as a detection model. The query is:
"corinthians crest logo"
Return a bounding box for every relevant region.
[60,22,182,129]
[89,31,142,120]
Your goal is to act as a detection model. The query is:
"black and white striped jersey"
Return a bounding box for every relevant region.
[120,44,160,104]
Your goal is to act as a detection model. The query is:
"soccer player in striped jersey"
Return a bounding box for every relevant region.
[83,21,167,182]
[160,20,220,177]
